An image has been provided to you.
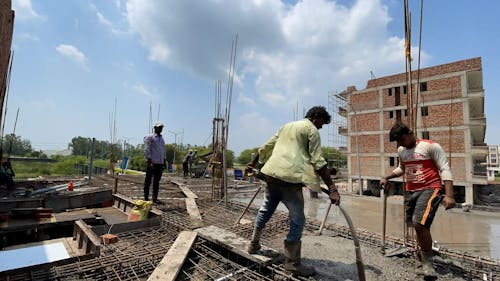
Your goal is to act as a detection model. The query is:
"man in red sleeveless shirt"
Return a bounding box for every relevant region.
[380,122,455,277]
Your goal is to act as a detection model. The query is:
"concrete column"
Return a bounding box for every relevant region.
[465,183,474,206]
[348,178,353,194]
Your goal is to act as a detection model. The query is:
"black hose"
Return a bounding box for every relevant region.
[338,204,366,281]
[321,188,366,281]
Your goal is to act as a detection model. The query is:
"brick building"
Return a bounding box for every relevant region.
[486,145,499,182]
[0,0,15,129]
[337,57,488,205]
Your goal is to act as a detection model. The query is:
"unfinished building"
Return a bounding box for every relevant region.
[336,57,488,205]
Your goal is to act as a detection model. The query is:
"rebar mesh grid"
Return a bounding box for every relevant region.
[178,239,273,280]
[2,176,499,281]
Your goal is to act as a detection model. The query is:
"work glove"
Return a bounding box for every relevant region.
[328,184,340,205]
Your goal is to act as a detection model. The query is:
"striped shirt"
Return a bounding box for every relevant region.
[392,139,453,191]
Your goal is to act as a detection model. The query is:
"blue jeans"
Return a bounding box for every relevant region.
[255,177,305,242]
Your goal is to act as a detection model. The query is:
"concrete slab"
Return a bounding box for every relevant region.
[195,225,278,265]
[95,207,129,225]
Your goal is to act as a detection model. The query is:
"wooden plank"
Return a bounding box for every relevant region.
[195,225,276,265]
[177,184,198,199]
[147,231,197,281]
[185,198,203,229]
[74,220,101,255]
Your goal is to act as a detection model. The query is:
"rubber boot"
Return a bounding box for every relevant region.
[283,240,316,277]
[420,250,437,277]
[247,227,262,254]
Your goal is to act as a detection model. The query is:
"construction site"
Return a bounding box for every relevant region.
[0,174,498,281]
[1,1,500,281]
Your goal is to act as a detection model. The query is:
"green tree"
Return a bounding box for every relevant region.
[69,137,123,159]
[69,137,92,156]
[322,147,347,168]
[52,155,87,175]
[225,149,235,168]
[2,134,33,156]
[236,148,259,164]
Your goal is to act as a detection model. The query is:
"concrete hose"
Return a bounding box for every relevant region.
[338,204,366,281]
[321,188,366,281]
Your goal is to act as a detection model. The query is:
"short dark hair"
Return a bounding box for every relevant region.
[305,106,331,124]
[389,122,411,142]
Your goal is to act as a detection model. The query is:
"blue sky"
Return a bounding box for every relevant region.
[7,0,500,156]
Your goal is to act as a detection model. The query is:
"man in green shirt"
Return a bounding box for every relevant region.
[247,106,340,277]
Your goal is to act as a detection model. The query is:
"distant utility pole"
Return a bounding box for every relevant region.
[168,130,183,165]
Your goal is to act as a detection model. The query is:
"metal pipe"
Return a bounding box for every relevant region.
[381,188,387,254]
[318,202,332,235]
[89,137,95,181]
[234,183,262,226]
[353,109,362,195]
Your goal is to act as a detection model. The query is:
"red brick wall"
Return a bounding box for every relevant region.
[383,114,410,130]
[424,129,465,153]
[418,76,462,103]
[421,103,464,127]
[351,134,380,153]
[350,156,380,177]
[449,156,466,182]
[366,57,481,88]
[350,90,378,111]
[350,112,379,132]
[383,134,400,153]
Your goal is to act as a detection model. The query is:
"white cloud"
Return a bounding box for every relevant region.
[55,44,89,71]
[237,92,256,106]
[12,0,45,21]
[20,32,39,41]
[90,3,128,36]
[96,11,127,36]
[132,82,153,97]
[123,0,423,106]
[122,0,429,151]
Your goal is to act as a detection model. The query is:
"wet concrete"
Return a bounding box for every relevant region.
[234,187,500,260]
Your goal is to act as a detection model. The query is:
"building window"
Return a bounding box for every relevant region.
[421,106,429,116]
[404,109,408,116]
[403,85,407,94]
[388,88,392,96]
[420,82,427,92]
[422,131,430,139]
[389,157,395,167]
[388,111,394,119]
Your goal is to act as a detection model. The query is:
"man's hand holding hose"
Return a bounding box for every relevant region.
[318,165,340,205]
[246,153,266,180]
